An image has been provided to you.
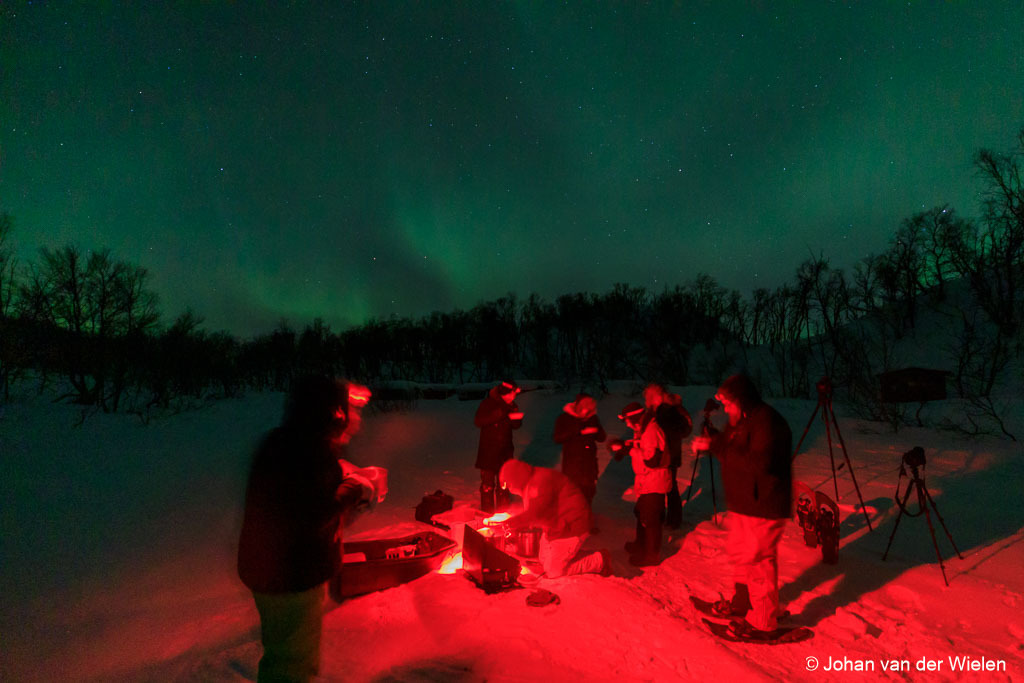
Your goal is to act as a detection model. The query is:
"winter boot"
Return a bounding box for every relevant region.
[480,483,495,514]
[628,552,660,567]
[565,550,608,576]
[717,582,753,617]
[666,484,683,530]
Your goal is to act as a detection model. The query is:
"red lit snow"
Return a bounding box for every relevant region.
[3,385,1023,681]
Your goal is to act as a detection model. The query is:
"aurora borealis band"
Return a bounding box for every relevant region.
[2,3,1022,337]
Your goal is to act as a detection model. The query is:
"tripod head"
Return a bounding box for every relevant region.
[700,398,718,435]
[815,376,833,404]
[901,446,926,481]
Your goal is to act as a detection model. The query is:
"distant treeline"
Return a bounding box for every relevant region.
[1,130,1021,435]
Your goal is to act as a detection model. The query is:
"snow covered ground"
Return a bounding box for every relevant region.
[3,383,1023,682]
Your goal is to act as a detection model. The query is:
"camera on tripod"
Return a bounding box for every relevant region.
[815,376,833,399]
[902,446,926,472]
[700,398,718,433]
[884,445,963,586]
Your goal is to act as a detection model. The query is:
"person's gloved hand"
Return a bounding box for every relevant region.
[342,471,376,510]
[360,466,389,503]
[339,460,389,509]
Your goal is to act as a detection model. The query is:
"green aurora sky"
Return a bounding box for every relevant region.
[2,2,1022,337]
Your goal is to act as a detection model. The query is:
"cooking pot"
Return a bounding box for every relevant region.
[514,528,542,558]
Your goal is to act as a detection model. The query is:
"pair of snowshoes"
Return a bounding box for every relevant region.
[703,617,813,644]
[795,482,840,565]
[690,594,813,644]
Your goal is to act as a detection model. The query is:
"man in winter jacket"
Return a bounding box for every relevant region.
[643,383,693,529]
[499,459,610,578]
[474,380,523,512]
[622,400,672,567]
[691,373,792,636]
[553,393,607,507]
[238,376,386,682]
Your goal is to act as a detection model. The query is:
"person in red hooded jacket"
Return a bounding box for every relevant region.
[499,459,610,578]
[474,380,523,512]
[691,373,792,639]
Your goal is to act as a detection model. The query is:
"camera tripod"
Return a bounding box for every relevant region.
[882,447,962,587]
[684,399,719,524]
[792,377,873,531]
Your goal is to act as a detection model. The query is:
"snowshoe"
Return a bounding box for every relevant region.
[703,618,813,644]
[794,481,819,547]
[815,490,840,565]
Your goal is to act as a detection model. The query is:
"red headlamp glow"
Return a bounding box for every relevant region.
[348,384,372,407]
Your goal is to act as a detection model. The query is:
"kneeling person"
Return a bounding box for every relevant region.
[499,460,609,578]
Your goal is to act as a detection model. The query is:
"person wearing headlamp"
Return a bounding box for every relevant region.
[690,373,792,640]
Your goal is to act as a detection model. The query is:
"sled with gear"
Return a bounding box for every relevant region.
[794,481,840,564]
[329,530,456,601]
[702,618,813,644]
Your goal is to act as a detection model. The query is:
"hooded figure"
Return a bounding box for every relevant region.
[710,374,792,520]
[238,375,385,682]
[474,380,523,512]
[650,387,693,529]
[691,373,793,637]
[621,398,670,567]
[499,459,609,578]
[553,393,607,505]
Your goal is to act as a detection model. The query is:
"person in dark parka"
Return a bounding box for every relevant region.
[553,393,607,507]
[474,380,523,512]
[238,376,385,682]
[691,373,792,637]
[643,383,693,529]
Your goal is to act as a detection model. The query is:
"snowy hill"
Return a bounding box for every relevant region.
[2,383,1023,681]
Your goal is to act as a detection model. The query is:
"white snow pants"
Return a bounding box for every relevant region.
[727,513,787,631]
[539,533,603,577]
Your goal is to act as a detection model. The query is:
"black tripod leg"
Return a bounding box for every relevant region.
[823,407,841,503]
[917,483,951,587]
[792,401,821,461]
[921,484,964,559]
[828,402,874,531]
[882,484,915,560]
[708,455,718,524]
[684,452,700,505]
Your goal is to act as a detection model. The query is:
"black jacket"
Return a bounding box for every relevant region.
[553,404,607,486]
[474,388,522,470]
[237,427,364,593]
[708,401,793,519]
[655,401,693,469]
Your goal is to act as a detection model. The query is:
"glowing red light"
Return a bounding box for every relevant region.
[348,383,372,407]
